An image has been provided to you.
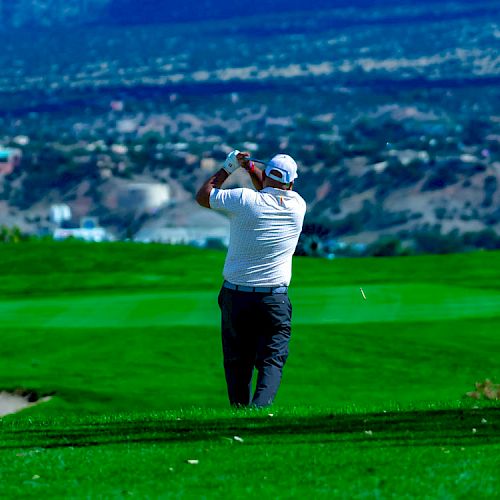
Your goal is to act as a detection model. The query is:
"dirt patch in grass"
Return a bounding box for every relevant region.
[465,379,500,400]
[0,389,52,417]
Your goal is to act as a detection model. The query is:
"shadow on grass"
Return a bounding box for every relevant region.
[1,407,498,450]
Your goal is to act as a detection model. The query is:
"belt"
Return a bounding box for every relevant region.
[223,280,288,294]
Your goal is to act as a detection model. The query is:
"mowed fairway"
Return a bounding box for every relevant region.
[0,242,499,498]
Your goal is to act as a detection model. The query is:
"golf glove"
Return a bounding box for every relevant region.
[223,150,240,175]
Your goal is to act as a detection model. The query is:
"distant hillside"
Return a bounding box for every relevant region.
[104,0,500,29]
[106,0,441,24]
[2,0,490,30]
[0,3,498,252]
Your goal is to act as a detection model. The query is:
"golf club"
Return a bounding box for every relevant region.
[246,157,268,166]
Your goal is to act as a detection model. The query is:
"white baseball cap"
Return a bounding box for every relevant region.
[264,154,298,184]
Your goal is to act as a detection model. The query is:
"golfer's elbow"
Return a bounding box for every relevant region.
[196,186,211,209]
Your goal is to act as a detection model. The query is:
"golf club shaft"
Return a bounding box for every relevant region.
[247,157,267,166]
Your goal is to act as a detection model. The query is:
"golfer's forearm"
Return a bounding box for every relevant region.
[248,168,264,191]
[196,168,229,208]
[210,168,230,189]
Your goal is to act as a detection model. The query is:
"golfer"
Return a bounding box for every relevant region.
[196,150,306,407]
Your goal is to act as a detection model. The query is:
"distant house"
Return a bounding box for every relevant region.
[53,216,114,242]
[50,204,72,226]
[0,148,22,175]
[53,227,113,242]
[134,201,230,247]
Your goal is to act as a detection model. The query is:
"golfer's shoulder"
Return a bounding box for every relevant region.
[210,187,257,210]
[290,190,306,208]
[221,187,257,202]
[282,190,307,213]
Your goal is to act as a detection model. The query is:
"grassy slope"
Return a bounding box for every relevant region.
[0,242,499,497]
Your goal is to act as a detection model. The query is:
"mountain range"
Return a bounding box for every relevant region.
[1,0,489,29]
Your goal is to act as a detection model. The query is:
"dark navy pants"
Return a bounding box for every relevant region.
[218,286,292,407]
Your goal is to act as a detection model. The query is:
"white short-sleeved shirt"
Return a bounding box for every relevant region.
[210,186,306,287]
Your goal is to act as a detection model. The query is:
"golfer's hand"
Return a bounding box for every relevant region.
[237,151,253,171]
[223,150,240,175]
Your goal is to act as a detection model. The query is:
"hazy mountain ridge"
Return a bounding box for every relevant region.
[105,0,489,25]
[2,0,489,29]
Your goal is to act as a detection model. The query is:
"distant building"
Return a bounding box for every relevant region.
[50,211,114,242]
[117,182,171,214]
[134,201,230,247]
[0,148,22,175]
[135,226,229,247]
[53,217,114,243]
[53,226,113,242]
[50,204,72,226]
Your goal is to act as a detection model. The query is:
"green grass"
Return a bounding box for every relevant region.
[2,406,499,498]
[0,241,499,498]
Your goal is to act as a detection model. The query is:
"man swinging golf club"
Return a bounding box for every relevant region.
[196,150,306,407]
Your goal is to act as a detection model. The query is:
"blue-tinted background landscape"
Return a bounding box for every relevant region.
[1,0,499,252]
